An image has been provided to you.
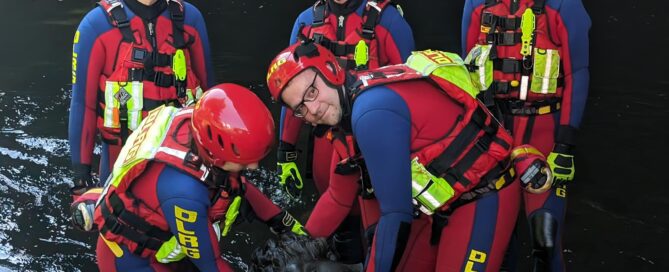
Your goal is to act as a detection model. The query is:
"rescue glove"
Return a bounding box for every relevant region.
[70,188,102,232]
[547,143,575,186]
[267,210,308,236]
[70,164,96,199]
[277,141,303,198]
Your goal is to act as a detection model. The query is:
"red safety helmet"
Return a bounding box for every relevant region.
[191,84,275,167]
[266,42,345,102]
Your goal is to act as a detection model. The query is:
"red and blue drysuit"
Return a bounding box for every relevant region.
[462,0,590,270]
[96,165,284,272]
[69,0,214,185]
[306,78,521,271]
[279,0,415,193]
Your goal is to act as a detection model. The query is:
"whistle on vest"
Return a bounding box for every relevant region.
[222,196,242,237]
[354,40,369,70]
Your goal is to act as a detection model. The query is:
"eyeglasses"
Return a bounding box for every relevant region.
[292,73,320,118]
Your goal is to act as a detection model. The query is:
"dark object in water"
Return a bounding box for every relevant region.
[250,233,361,272]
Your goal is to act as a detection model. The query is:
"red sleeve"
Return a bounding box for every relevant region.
[305,151,360,237]
[243,181,282,221]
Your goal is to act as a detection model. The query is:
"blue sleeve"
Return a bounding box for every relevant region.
[550,0,591,129]
[461,0,484,56]
[69,8,110,172]
[184,2,215,89]
[289,8,313,45]
[379,5,415,62]
[157,166,219,272]
[352,87,413,271]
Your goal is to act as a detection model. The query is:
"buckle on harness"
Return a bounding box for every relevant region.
[116,19,130,29]
[501,59,521,73]
[108,218,124,234]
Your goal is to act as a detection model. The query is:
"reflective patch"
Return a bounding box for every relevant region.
[114,87,131,105]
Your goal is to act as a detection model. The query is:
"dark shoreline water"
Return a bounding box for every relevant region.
[0,0,667,271]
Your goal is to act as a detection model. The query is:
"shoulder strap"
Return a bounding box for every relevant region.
[312,0,328,27]
[167,0,186,48]
[484,0,498,7]
[98,0,135,43]
[351,64,423,98]
[532,0,547,14]
[361,0,392,40]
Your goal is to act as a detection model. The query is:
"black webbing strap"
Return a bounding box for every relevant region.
[119,104,129,143]
[484,0,498,7]
[153,71,175,87]
[361,0,385,40]
[493,58,522,73]
[489,80,516,94]
[426,107,488,178]
[429,161,513,245]
[487,32,522,46]
[316,38,356,57]
[100,198,166,255]
[103,0,135,43]
[337,58,357,71]
[167,0,186,49]
[443,122,500,188]
[497,97,562,116]
[532,0,547,14]
[108,194,173,241]
[312,1,327,27]
[481,13,521,31]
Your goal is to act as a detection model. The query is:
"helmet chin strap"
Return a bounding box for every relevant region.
[336,76,355,132]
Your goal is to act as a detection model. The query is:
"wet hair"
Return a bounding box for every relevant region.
[250,233,358,272]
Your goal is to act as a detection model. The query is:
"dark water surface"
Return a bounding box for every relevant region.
[0,0,667,271]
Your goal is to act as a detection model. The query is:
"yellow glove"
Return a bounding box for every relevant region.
[277,142,303,198]
[547,144,575,186]
[268,211,308,236]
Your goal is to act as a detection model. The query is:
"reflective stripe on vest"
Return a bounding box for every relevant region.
[104,81,144,130]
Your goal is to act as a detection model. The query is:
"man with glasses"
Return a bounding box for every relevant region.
[266,42,522,271]
[276,0,414,264]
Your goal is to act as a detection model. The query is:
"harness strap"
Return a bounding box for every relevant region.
[481,12,521,31]
[487,32,522,46]
[99,0,135,43]
[429,162,514,245]
[443,122,500,188]
[119,104,129,144]
[497,97,562,116]
[167,0,186,49]
[100,195,170,255]
[312,0,327,27]
[484,0,498,7]
[532,0,547,14]
[426,107,488,178]
[330,130,362,176]
[493,58,522,73]
[317,38,356,57]
[108,194,173,241]
[361,0,388,40]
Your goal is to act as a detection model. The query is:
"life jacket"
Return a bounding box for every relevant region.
[332,50,514,215]
[93,106,224,259]
[465,0,563,115]
[96,0,204,146]
[304,0,395,71]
